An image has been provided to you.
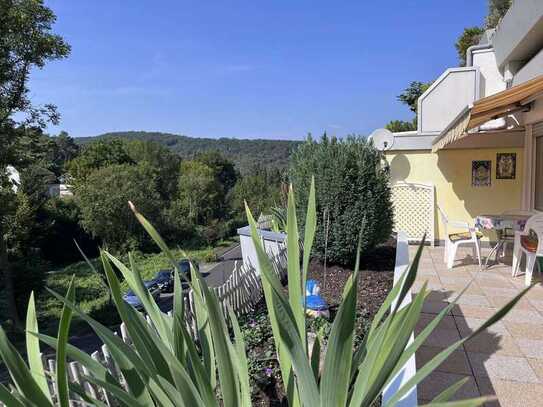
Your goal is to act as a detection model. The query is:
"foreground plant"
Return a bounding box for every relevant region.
[0,185,532,406]
[244,178,531,407]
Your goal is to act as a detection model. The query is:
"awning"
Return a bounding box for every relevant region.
[432,73,543,152]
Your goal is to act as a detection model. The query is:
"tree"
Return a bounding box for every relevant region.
[383,81,431,133]
[195,151,239,193]
[385,119,416,133]
[455,1,512,66]
[289,134,393,266]
[0,0,70,329]
[123,139,181,199]
[397,81,432,114]
[228,166,282,222]
[486,0,512,29]
[68,139,134,183]
[455,27,485,66]
[175,160,222,225]
[51,131,80,173]
[76,163,163,252]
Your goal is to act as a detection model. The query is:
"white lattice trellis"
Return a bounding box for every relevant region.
[391,181,435,246]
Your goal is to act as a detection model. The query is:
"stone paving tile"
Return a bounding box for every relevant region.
[418,371,480,401]
[503,321,543,340]
[501,309,543,324]
[416,313,457,332]
[437,271,475,281]
[441,283,486,296]
[487,296,536,311]
[527,358,543,381]
[467,352,540,383]
[463,332,523,356]
[424,289,448,301]
[451,293,492,307]
[475,275,516,289]
[483,287,521,297]
[451,304,498,319]
[419,327,462,348]
[476,376,543,407]
[514,338,543,359]
[455,317,509,338]
[422,300,451,315]
[417,268,439,277]
[416,247,543,406]
[523,286,543,300]
[528,299,543,313]
[416,345,472,375]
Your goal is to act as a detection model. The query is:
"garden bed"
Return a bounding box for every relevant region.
[240,241,395,406]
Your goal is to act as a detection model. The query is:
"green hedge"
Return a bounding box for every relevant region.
[289,134,393,266]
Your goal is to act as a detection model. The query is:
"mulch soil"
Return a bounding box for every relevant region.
[252,240,396,406]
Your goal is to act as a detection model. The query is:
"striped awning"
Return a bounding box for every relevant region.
[431,107,472,152]
[432,74,543,152]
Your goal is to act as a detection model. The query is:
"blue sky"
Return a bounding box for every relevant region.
[31,1,486,140]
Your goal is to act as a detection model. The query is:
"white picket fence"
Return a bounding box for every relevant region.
[28,244,288,406]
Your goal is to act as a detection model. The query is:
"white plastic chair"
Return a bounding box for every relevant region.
[512,213,543,286]
[438,206,482,269]
[501,209,536,275]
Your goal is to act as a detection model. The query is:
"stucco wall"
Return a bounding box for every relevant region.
[472,49,506,97]
[418,68,478,134]
[513,47,543,86]
[492,0,543,71]
[385,148,524,243]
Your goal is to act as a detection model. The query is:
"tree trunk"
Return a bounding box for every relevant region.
[0,229,21,330]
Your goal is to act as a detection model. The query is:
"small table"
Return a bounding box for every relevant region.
[475,214,530,268]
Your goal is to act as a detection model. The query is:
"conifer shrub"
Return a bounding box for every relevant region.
[289,134,393,266]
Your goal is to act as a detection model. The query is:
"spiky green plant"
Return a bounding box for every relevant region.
[244,178,532,407]
[0,184,532,406]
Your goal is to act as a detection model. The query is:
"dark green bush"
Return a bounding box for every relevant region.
[12,256,48,313]
[75,163,164,253]
[289,134,393,266]
[38,197,98,266]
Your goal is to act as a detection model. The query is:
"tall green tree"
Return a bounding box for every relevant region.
[384,81,432,132]
[175,160,222,225]
[67,139,134,183]
[195,150,239,193]
[385,119,416,133]
[123,139,181,199]
[76,163,163,252]
[455,27,485,66]
[486,0,512,29]
[0,0,70,329]
[455,1,511,66]
[397,81,432,114]
[51,131,80,174]
[228,166,282,222]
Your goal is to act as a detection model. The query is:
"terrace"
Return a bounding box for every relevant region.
[413,245,543,406]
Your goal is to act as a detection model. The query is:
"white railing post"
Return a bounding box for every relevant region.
[382,231,418,407]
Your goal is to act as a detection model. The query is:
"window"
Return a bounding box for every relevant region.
[535,136,543,211]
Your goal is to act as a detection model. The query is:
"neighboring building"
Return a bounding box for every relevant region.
[47,183,74,198]
[6,166,20,193]
[4,166,73,198]
[380,0,543,244]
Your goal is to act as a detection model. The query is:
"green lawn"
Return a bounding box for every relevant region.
[35,237,238,335]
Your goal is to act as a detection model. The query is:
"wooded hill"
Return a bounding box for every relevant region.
[75,131,301,174]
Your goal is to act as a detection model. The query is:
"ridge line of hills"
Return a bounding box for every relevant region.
[75,131,302,174]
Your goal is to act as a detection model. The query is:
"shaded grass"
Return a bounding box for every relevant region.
[34,237,238,336]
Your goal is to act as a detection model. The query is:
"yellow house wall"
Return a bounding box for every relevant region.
[385,148,524,243]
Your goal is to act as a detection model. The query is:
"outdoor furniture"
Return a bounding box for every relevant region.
[512,213,543,286]
[438,206,482,269]
[475,212,531,269]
